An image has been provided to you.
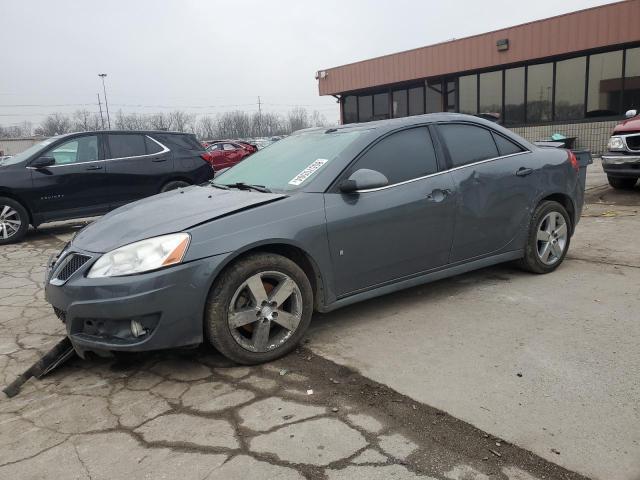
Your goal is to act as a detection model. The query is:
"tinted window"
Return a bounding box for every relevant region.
[145,136,163,154]
[359,95,372,122]
[392,89,407,118]
[158,133,201,151]
[439,124,499,167]
[107,134,146,158]
[492,133,524,156]
[504,67,525,125]
[409,86,425,115]
[623,47,640,112]
[527,63,553,122]
[223,144,236,151]
[587,50,623,116]
[479,71,502,114]
[373,93,389,120]
[351,127,437,185]
[555,56,586,121]
[48,135,99,165]
[344,96,357,123]
[458,75,477,114]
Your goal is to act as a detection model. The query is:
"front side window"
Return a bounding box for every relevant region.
[107,134,146,159]
[439,124,499,167]
[349,127,438,185]
[48,135,99,165]
[223,143,236,151]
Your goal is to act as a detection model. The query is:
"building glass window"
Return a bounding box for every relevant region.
[555,56,586,121]
[373,92,390,120]
[445,80,457,112]
[458,75,477,114]
[479,71,502,115]
[343,96,357,124]
[587,50,623,116]
[425,81,441,113]
[392,90,408,118]
[624,47,640,112]
[408,86,425,116]
[504,67,525,125]
[526,63,553,123]
[359,95,373,122]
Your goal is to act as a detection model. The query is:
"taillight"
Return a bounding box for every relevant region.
[200,152,213,162]
[567,150,579,173]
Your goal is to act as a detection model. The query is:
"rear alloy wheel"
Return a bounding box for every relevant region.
[518,200,571,274]
[205,253,313,364]
[0,197,29,245]
[160,180,190,193]
[607,176,637,190]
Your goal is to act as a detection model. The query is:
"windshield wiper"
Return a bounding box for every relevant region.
[209,182,230,190]
[224,182,272,193]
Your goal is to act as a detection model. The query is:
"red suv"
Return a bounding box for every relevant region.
[203,141,254,171]
[602,109,640,189]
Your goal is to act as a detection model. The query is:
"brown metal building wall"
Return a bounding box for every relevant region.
[318,0,640,95]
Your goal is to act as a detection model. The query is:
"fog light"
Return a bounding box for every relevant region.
[130,320,146,338]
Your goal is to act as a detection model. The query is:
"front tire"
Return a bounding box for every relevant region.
[205,253,313,365]
[0,197,29,245]
[518,200,571,274]
[607,176,637,190]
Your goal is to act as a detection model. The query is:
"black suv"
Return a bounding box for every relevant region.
[0,130,214,244]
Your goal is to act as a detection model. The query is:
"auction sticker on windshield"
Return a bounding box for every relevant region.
[288,159,328,186]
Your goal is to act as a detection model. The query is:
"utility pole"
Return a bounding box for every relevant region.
[97,93,105,129]
[257,96,262,137]
[98,73,111,129]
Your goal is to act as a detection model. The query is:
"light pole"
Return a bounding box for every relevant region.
[98,74,111,129]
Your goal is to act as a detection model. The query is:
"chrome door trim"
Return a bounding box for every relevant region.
[354,151,531,193]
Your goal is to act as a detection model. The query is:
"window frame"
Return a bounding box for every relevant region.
[40,134,104,167]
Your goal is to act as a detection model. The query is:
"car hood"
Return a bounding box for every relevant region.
[614,116,640,133]
[72,185,287,253]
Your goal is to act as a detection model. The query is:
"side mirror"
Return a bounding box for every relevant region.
[625,109,638,119]
[31,156,56,169]
[339,168,389,193]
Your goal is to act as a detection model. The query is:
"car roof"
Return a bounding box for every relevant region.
[55,130,195,139]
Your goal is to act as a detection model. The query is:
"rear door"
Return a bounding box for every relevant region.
[436,122,538,262]
[324,126,457,296]
[29,133,110,220]
[105,133,172,208]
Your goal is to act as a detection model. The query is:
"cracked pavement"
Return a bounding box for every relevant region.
[0,225,588,479]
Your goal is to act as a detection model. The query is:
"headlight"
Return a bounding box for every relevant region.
[607,136,625,151]
[87,233,190,278]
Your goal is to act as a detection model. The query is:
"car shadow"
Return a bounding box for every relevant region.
[584,183,640,206]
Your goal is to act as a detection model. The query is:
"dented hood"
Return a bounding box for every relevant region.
[73,185,287,253]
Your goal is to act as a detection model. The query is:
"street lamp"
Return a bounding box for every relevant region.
[98,74,111,129]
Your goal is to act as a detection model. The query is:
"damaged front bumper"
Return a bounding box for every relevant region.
[601,153,640,178]
[44,247,227,357]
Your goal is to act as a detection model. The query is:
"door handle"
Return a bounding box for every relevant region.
[426,188,451,202]
[85,165,103,170]
[516,167,533,177]
[152,157,167,162]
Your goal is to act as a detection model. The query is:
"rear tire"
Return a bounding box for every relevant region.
[607,176,637,190]
[160,180,190,193]
[205,253,313,365]
[0,197,29,245]
[517,200,571,274]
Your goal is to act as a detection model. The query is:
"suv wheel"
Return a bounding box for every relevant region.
[0,197,29,245]
[160,180,190,193]
[518,200,571,274]
[205,253,313,365]
[607,176,637,190]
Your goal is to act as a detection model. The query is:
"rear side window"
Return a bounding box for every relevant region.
[159,134,203,151]
[439,124,499,167]
[145,136,164,154]
[492,132,525,156]
[107,134,146,158]
[350,127,438,185]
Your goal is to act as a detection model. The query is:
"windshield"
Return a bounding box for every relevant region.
[0,138,57,166]
[214,130,364,191]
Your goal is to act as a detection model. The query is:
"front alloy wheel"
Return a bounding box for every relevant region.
[0,197,29,245]
[205,253,313,364]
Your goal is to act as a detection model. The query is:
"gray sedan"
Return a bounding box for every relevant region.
[45,113,585,364]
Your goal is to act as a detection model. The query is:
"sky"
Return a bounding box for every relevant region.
[0,0,618,127]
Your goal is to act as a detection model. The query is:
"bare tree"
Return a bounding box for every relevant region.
[148,112,173,131]
[73,110,101,131]
[168,110,196,133]
[197,116,217,140]
[287,107,310,132]
[114,110,150,130]
[36,113,72,136]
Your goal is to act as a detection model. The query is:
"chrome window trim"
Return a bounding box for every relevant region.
[27,135,170,169]
[354,151,531,193]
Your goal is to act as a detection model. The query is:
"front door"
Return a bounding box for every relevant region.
[324,126,457,296]
[437,122,539,262]
[29,134,109,221]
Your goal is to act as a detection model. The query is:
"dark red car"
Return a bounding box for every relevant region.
[203,141,255,170]
[602,109,640,189]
